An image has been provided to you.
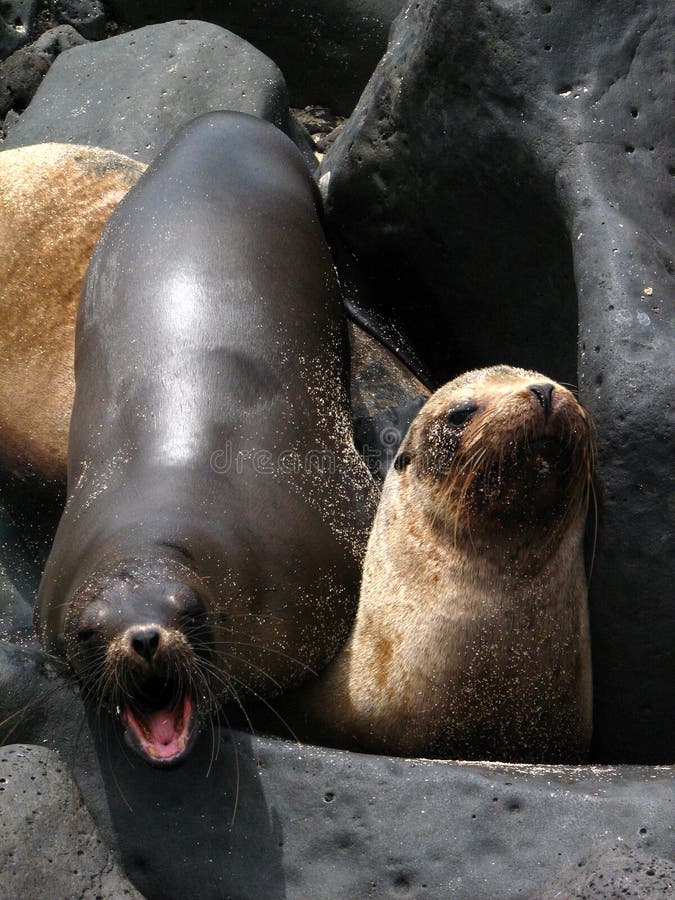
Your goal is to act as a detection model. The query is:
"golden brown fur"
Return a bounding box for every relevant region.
[297,365,596,763]
[0,144,145,481]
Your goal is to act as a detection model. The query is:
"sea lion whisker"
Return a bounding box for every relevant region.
[66,700,96,817]
[206,701,218,778]
[206,681,228,775]
[218,678,259,743]
[459,445,488,475]
[190,666,221,777]
[222,705,241,830]
[586,476,599,583]
[226,673,301,745]
[205,678,226,773]
[230,736,241,829]
[191,659,239,718]
[0,682,70,744]
[210,640,316,674]
[198,658,297,744]
[91,671,112,723]
[104,717,134,809]
[192,658,250,703]
[210,652,287,694]
[73,661,107,685]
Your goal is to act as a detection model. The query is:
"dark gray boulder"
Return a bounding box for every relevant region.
[31,22,87,59]
[0,0,39,60]
[0,24,86,125]
[319,0,674,764]
[50,0,106,41]
[2,19,315,165]
[104,1,405,112]
[102,740,675,900]
[0,635,672,900]
[0,42,50,117]
[0,744,143,899]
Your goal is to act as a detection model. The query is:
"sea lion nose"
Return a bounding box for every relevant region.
[130,627,161,662]
[529,383,554,417]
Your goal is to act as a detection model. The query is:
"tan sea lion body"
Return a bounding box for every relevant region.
[298,365,595,763]
[0,143,146,481]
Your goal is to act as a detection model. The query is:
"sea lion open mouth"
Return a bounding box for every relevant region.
[121,681,199,766]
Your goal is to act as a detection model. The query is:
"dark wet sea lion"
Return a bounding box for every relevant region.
[35,111,377,766]
[294,365,596,763]
[0,144,425,489]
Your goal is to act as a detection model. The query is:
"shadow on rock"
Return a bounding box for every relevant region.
[93,719,286,900]
[0,633,285,899]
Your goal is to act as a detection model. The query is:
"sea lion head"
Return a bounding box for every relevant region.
[63,557,218,767]
[392,365,595,557]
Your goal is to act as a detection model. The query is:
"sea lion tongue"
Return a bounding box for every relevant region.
[145,708,184,753]
[124,695,193,762]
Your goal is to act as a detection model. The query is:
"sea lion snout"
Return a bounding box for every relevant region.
[128,626,161,662]
[528,382,554,418]
[112,622,194,672]
[63,563,216,766]
[70,572,207,644]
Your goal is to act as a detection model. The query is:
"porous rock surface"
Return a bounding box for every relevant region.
[2,19,315,164]
[319,0,674,765]
[105,0,406,112]
[0,0,40,59]
[0,743,143,899]
[0,636,672,900]
[0,25,87,126]
[538,844,675,899]
[51,0,106,41]
[0,41,50,118]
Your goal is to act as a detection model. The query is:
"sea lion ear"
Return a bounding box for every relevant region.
[391,397,427,474]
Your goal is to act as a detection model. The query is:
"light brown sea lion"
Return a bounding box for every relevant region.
[295,365,596,763]
[0,143,146,482]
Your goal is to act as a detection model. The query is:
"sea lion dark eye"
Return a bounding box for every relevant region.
[394,453,412,471]
[446,403,477,427]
